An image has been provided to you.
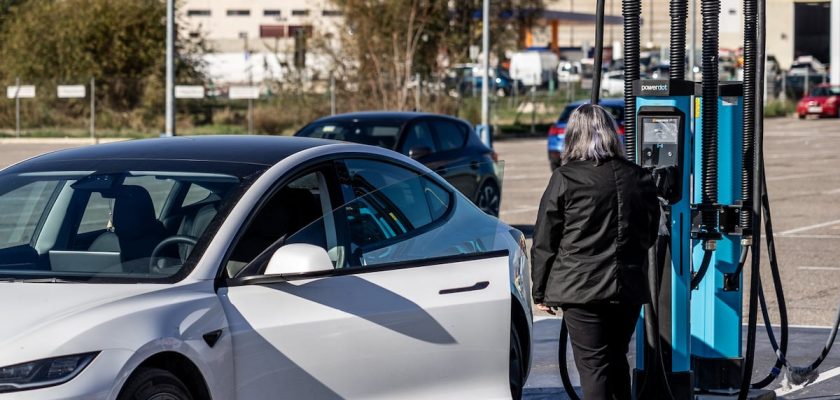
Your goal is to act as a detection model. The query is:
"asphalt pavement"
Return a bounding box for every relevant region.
[1,116,839,398]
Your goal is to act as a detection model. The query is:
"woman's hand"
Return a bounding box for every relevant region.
[536,303,556,315]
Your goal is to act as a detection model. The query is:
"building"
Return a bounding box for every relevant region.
[181,0,342,83]
[532,0,832,69]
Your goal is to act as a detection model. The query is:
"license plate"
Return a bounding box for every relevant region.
[808,106,823,113]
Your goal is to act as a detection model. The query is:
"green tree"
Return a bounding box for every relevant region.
[0,0,205,111]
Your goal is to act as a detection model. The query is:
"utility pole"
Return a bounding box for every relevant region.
[480,0,491,145]
[831,0,839,84]
[90,77,96,142]
[164,0,175,137]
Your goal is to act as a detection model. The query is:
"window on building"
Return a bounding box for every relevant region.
[260,25,286,38]
[187,9,211,17]
[322,10,342,17]
[263,9,281,17]
[291,9,310,16]
[227,9,250,17]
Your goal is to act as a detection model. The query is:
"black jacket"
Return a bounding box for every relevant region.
[531,157,660,306]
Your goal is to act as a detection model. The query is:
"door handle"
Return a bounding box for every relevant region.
[439,281,490,295]
[470,160,480,170]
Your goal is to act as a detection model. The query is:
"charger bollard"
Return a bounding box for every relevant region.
[691,82,747,393]
[632,79,695,400]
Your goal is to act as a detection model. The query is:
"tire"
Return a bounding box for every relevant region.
[118,367,193,400]
[476,181,501,217]
[510,324,526,400]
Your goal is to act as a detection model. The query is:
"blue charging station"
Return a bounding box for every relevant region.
[691,83,746,392]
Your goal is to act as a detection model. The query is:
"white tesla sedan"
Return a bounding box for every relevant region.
[0,136,532,400]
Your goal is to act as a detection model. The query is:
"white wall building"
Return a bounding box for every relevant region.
[182,0,343,84]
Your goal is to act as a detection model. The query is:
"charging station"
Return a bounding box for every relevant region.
[554,0,840,396]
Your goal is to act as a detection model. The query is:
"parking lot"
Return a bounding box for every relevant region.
[1,116,840,398]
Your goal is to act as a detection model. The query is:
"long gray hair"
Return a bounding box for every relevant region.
[561,103,625,166]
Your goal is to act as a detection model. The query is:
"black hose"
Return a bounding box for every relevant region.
[741,0,757,233]
[690,249,713,290]
[737,0,764,394]
[751,163,790,389]
[558,321,582,400]
[622,0,641,161]
[669,0,688,80]
[591,0,607,105]
[700,0,720,232]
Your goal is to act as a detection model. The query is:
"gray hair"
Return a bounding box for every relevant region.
[561,103,625,166]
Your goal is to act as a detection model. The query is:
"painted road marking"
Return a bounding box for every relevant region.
[500,206,541,216]
[798,266,840,271]
[775,366,840,397]
[778,218,840,235]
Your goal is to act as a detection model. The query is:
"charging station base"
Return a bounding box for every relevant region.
[695,389,776,400]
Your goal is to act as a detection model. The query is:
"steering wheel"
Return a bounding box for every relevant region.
[149,235,198,272]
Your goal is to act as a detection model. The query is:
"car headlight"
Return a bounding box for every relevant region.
[0,352,98,393]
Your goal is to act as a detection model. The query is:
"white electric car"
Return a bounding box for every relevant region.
[0,136,532,400]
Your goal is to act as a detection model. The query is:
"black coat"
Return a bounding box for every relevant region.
[531,157,660,306]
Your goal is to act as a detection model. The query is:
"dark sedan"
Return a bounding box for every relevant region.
[295,112,502,216]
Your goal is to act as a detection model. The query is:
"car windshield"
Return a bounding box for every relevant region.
[558,104,624,123]
[0,161,260,283]
[297,121,402,149]
[812,87,840,96]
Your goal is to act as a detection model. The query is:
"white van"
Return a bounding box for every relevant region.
[509,51,559,87]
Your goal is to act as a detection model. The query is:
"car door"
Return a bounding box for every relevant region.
[218,158,512,399]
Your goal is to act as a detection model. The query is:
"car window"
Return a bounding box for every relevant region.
[400,121,437,155]
[226,170,340,277]
[123,175,176,217]
[77,192,113,234]
[431,120,468,152]
[0,169,242,281]
[297,121,401,149]
[0,180,59,250]
[342,159,451,267]
[182,183,213,207]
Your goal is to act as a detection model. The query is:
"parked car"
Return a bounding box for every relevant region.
[0,136,532,400]
[796,84,840,118]
[296,112,503,216]
[547,99,626,170]
[600,70,625,97]
[445,65,523,97]
[509,50,560,87]
[556,61,582,83]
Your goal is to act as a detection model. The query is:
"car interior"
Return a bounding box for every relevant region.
[0,171,239,278]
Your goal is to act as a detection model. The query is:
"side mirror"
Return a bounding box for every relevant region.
[264,243,333,275]
[408,145,432,160]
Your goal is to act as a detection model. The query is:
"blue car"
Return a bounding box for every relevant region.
[547,98,626,170]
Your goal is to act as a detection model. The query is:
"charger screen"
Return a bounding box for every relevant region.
[642,117,679,144]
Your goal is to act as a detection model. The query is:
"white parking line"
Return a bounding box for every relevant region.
[500,206,541,216]
[798,266,840,271]
[777,234,840,239]
[766,171,836,182]
[778,219,840,235]
[775,366,840,396]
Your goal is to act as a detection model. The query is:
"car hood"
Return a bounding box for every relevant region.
[0,282,217,366]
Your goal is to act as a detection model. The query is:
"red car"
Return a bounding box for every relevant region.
[797,84,840,118]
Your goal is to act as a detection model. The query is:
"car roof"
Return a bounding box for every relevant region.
[566,98,625,107]
[21,135,341,167]
[309,111,465,125]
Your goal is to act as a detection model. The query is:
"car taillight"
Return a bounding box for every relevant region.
[548,125,565,136]
[490,151,499,162]
[617,125,626,135]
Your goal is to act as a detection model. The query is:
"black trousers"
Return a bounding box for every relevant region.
[561,303,642,400]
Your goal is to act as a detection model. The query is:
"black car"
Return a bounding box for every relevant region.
[296,112,502,216]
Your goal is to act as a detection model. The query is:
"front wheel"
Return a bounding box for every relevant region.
[118,367,193,400]
[510,324,526,400]
[476,181,501,217]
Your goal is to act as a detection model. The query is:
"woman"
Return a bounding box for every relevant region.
[531,104,660,400]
